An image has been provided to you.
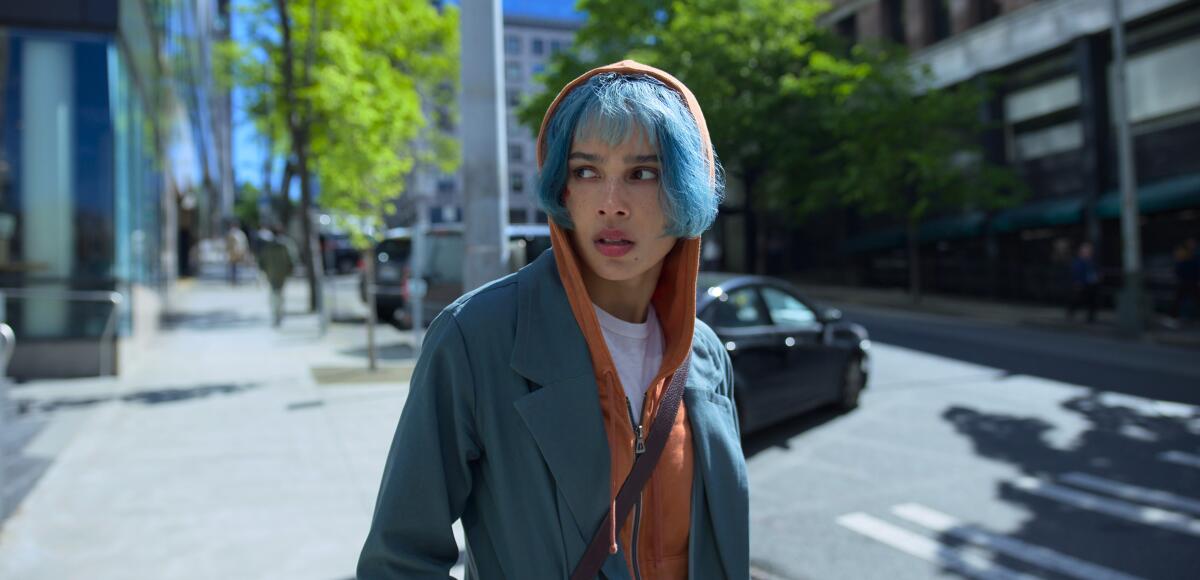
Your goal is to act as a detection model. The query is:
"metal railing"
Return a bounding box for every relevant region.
[0,289,125,377]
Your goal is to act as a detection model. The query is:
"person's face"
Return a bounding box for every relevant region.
[563,130,678,285]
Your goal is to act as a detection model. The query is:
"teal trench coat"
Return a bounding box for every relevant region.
[357,249,749,579]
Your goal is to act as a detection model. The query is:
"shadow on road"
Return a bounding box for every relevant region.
[741,405,845,459]
[935,393,1200,579]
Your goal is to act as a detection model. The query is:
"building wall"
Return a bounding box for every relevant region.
[814,0,1200,309]
[406,14,579,228]
[0,0,229,378]
[502,17,578,225]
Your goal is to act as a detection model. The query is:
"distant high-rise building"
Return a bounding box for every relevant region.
[401,10,581,228]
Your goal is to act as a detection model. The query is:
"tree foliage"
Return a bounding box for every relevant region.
[223,0,460,249]
[517,0,1021,245]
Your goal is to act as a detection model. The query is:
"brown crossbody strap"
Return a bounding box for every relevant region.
[570,354,692,580]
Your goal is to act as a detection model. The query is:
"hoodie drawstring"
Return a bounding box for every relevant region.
[609,499,618,554]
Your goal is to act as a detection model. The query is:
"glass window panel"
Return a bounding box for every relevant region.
[711,287,769,328]
[761,286,817,326]
[1014,121,1083,160]
[1004,76,1081,124]
[1123,37,1200,123]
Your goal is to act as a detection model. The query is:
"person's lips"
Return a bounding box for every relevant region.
[595,228,635,258]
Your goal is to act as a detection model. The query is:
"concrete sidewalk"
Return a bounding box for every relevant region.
[0,277,448,580]
[789,281,1200,350]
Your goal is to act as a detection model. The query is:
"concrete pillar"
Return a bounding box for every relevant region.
[1076,35,1110,250]
[460,0,510,292]
[857,4,885,42]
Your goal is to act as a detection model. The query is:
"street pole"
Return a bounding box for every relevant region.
[1109,0,1144,336]
[460,0,510,293]
[411,193,429,355]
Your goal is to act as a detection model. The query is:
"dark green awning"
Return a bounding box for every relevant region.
[990,196,1084,233]
[1097,173,1200,218]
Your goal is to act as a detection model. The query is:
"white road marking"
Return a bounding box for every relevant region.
[1160,450,1200,469]
[1012,476,1200,537]
[836,512,1041,580]
[1092,393,1198,419]
[891,503,1145,580]
[1060,472,1200,517]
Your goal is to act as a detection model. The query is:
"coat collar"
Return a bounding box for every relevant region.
[510,249,617,568]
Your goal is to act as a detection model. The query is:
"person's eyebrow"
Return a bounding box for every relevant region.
[568,151,600,162]
[626,154,660,164]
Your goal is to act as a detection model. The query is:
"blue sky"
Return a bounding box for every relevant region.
[232,0,584,191]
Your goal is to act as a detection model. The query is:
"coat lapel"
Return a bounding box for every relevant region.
[510,250,615,561]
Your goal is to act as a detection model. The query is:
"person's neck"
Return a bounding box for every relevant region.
[582,261,663,324]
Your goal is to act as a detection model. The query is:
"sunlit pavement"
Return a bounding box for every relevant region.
[0,274,457,580]
[746,306,1200,580]
[1,273,1197,579]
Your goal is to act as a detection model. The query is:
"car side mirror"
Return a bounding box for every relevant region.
[819,307,842,323]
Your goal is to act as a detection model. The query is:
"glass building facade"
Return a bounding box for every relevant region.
[0,0,230,376]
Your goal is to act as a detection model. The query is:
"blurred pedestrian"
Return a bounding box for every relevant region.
[358,62,746,580]
[1173,238,1199,321]
[257,225,296,327]
[1067,242,1101,323]
[226,220,249,286]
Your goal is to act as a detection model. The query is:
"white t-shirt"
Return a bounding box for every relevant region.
[593,303,665,428]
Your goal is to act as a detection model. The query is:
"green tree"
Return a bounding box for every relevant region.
[813,52,1023,301]
[518,0,1019,296]
[222,0,458,308]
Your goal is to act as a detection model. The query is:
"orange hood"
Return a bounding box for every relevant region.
[534,60,715,579]
[535,59,716,400]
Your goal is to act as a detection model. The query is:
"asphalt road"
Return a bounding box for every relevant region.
[746,305,1200,580]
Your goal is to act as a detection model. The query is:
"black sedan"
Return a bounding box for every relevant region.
[696,273,871,434]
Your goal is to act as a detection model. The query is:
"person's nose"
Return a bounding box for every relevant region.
[597,178,630,218]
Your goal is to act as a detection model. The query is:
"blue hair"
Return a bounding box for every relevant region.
[537,73,723,238]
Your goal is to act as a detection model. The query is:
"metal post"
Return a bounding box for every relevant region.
[365,251,378,372]
[460,0,510,293]
[1109,0,1144,336]
[411,197,428,354]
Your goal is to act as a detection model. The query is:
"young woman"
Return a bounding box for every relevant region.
[358,61,748,580]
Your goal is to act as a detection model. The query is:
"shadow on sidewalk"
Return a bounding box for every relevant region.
[19,383,261,413]
[339,342,418,362]
[163,310,267,331]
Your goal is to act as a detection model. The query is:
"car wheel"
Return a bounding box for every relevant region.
[838,355,865,412]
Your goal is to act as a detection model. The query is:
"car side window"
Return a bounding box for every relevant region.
[761,286,817,327]
[710,287,770,328]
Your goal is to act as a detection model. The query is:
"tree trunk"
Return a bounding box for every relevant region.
[742,168,762,275]
[907,216,922,304]
[275,0,321,312]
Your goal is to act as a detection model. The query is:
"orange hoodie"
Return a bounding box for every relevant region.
[536,61,715,580]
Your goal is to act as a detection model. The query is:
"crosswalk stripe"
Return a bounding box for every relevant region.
[1160,450,1200,469]
[1093,393,1198,418]
[1060,472,1200,516]
[891,503,1145,580]
[1012,477,1200,537]
[836,512,1040,580]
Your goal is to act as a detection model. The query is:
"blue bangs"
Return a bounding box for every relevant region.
[537,73,723,238]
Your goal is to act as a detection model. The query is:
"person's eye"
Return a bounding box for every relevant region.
[572,167,598,179]
[631,168,659,181]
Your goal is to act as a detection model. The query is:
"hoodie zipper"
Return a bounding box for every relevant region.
[626,397,646,580]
